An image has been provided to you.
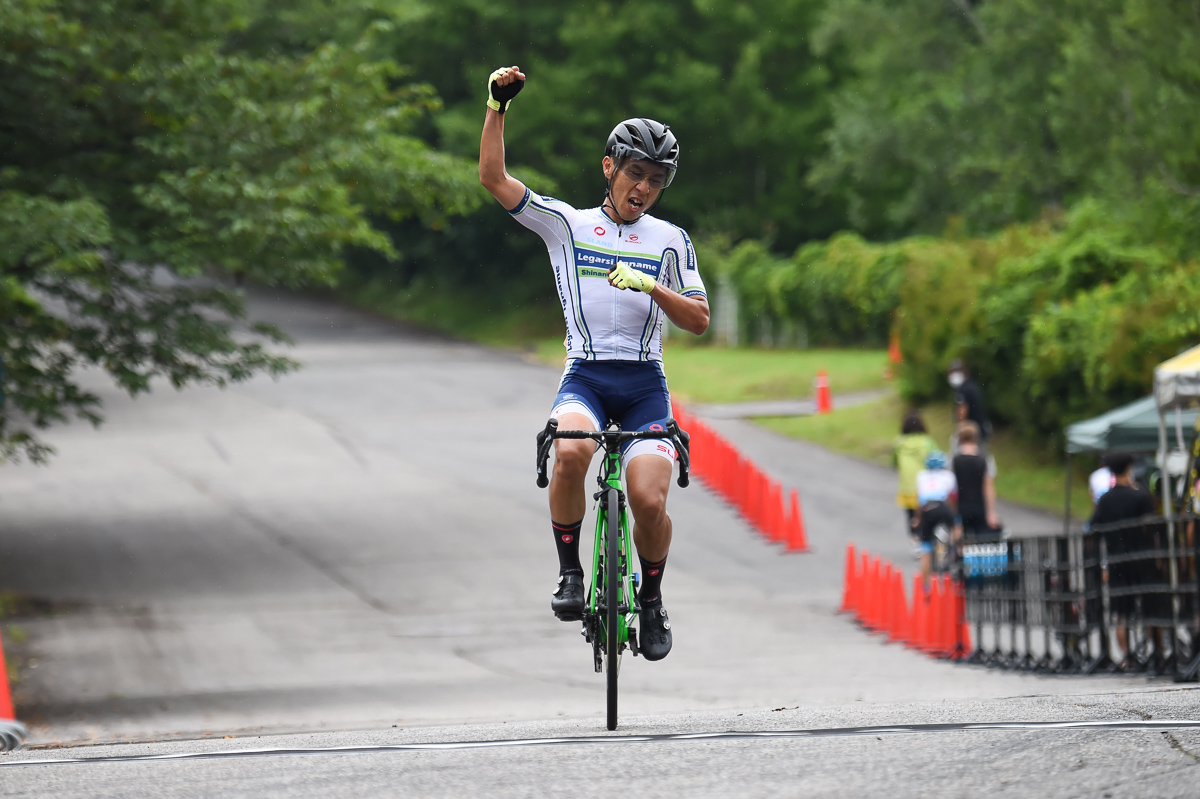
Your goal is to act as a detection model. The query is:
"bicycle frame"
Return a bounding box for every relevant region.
[588,446,638,661]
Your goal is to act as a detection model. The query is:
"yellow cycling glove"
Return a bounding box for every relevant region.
[610,261,656,293]
[487,67,524,114]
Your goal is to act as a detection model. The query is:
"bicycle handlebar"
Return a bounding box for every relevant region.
[536,417,691,489]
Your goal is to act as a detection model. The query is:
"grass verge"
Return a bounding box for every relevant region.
[757,395,1095,519]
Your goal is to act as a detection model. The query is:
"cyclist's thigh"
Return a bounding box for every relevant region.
[626,453,673,509]
[551,364,603,463]
[617,362,675,466]
[552,360,606,429]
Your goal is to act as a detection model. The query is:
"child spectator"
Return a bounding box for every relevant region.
[893,410,937,545]
[952,421,999,539]
[914,450,957,584]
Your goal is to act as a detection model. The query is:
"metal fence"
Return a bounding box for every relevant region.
[959,514,1200,679]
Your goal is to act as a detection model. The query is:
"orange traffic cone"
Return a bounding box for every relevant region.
[937,574,957,657]
[859,555,876,627]
[784,489,809,552]
[814,369,832,415]
[888,331,902,365]
[839,543,857,613]
[922,577,944,654]
[877,561,893,633]
[954,580,972,659]
[887,569,909,643]
[857,552,871,624]
[882,563,897,637]
[768,482,784,542]
[910,574,929,650]
[934,574,951,656]
[869,558,885,631]
[0,630,15,721]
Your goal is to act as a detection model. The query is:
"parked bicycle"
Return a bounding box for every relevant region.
[536,417,690,730]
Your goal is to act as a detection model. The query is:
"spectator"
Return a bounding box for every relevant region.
[913,450,956,585]
[893,410,937,544]
[1089,452,1157,669]
[947,359,991,458]
[952,421,999,540]
[1089,455,1115,506]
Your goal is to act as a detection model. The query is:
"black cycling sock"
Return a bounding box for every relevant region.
[638,554,667,606]
[552,520,583,576]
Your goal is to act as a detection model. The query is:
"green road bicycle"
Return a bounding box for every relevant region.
[536,418,690,731]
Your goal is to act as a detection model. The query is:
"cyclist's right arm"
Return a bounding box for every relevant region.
[479,66,528,210]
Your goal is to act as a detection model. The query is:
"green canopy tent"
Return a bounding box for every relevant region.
[1061,396,1197,533]
[1066,395,1197,454]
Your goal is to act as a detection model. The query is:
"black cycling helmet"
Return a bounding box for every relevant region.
[605,118,679,189]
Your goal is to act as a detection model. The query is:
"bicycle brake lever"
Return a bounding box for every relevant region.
[535,418,559,488]
[668,419,691,488]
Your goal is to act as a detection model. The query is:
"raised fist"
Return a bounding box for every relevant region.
[487,66,526,114]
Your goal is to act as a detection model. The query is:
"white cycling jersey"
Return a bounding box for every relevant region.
[509,188,706,361]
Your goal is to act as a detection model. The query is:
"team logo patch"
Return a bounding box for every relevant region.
[649,423,665,432]
[561,535,574,544]
[594,226,606,236]
[628,234,639,243]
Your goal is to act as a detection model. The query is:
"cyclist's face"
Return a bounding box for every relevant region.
[603,157,668,220]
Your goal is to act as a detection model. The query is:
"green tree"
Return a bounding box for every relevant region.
[0,0,482,461]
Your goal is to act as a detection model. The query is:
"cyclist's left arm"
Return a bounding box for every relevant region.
[648,283,709,336]
[608,264,709,334]
[609,228,710,335]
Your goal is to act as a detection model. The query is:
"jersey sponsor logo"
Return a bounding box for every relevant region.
[594,226,606,236]
[576,266,610,280]
[575,247,617,269]
[627,233,639,243]
[657,444,670,453]
[648,423,665,432]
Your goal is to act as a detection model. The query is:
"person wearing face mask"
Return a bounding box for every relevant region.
[479,66,710,663]
[947,359,991,459]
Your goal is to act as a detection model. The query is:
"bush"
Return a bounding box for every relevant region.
[712,200,1200,444]
[704,231,904,348]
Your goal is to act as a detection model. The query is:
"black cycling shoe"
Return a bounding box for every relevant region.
[551,573,584,621]
[638,603,673,661]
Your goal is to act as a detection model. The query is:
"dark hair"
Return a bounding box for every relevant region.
[1107,452,1134,476]
[957,421,979,444]
[901,411,927,435]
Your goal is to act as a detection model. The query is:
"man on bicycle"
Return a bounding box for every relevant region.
[479,66,710,661]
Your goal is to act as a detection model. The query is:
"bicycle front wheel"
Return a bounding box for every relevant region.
[605,487,620,731]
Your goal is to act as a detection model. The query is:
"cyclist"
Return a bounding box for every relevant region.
[479,66,709,661]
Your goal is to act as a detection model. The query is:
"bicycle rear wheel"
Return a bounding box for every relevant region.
[605,487,620,731]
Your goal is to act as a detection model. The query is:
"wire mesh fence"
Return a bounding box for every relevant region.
[958,515,1200,679]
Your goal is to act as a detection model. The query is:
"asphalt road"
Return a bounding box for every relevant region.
[1,291,1198,796]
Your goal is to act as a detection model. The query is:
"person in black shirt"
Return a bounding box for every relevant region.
[1089,453,1156,526]
[1088,452,1157,668]
[948,359,991,457]
[952,422,998,540]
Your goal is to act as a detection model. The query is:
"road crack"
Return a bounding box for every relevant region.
[1163,731,1200,764]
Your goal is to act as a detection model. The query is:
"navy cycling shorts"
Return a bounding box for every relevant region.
[551,359,676,463]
